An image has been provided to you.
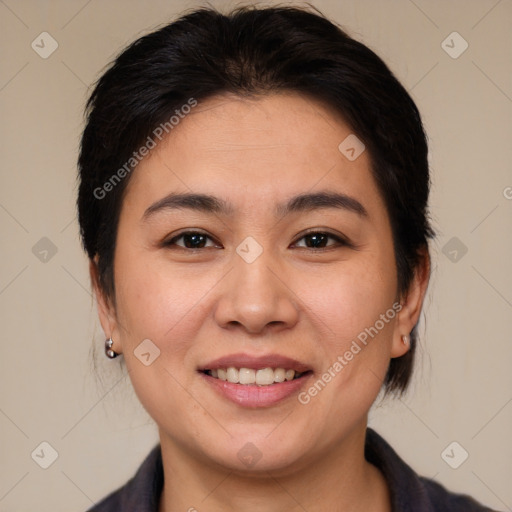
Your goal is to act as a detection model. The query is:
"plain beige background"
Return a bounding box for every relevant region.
[0,0,511,510]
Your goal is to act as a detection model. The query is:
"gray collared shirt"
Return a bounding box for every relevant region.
[86,428,499,511]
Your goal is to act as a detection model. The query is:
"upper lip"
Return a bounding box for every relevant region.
[199,353,311,373]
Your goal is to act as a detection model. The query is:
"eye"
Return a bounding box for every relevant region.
[163,230,352,251]
[292,231,351,250]
[164,230,220,250]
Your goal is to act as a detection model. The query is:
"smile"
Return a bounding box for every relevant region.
[202,367,307,386]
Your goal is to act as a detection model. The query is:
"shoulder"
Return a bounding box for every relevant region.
[86,489,123,512]
[85,444,163,512]
[365,428,500,512]
[419,476,499,512]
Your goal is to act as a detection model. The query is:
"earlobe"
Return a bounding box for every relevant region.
[390,330,411,358]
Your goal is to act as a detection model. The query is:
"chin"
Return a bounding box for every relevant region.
[198,428,312,476]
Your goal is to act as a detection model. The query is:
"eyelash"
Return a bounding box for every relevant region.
[163,229,354,251]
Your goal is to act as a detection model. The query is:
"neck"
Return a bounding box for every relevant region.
[157,423,391,512]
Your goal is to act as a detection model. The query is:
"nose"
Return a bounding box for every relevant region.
[213,248,299,335]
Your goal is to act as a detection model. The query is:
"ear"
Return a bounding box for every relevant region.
[89,257,123,355]
[390,247,430,358]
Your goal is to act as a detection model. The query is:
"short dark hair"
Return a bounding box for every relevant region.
[77,4,434,395]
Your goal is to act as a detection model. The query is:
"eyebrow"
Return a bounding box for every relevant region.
[142,190,368,221]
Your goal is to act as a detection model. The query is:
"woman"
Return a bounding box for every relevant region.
[77,5,498,511]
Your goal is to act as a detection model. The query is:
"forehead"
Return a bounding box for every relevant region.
[122,92,385,219]
[159,92,355,174]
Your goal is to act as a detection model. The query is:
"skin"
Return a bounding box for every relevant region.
[91,92,430,512]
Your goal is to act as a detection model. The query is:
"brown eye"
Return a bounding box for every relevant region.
[293,231,350,250]
[165,231,218,249]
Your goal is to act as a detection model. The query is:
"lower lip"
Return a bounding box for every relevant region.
[199,372,313,408]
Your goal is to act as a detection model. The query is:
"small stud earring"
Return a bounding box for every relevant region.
[401,334,409,346]
[105,337,119,359]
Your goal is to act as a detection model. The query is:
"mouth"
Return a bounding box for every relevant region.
[198,353,313,407]
[200,367,312,386]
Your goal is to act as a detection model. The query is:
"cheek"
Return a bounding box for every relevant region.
[302,251,397,345]
[298,250,398,413]
[112,255,207,422]
[113,248,205,355]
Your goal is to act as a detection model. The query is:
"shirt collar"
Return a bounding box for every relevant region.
[365,428,433,512]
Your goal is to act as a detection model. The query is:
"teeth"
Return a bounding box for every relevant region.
[274,368,286,383]
[207,367,304,386]
[255,367,274,385]
[239,368,256,384]
[226,367,239,383]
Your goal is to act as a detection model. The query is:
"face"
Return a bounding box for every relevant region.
[95,92,422,475]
